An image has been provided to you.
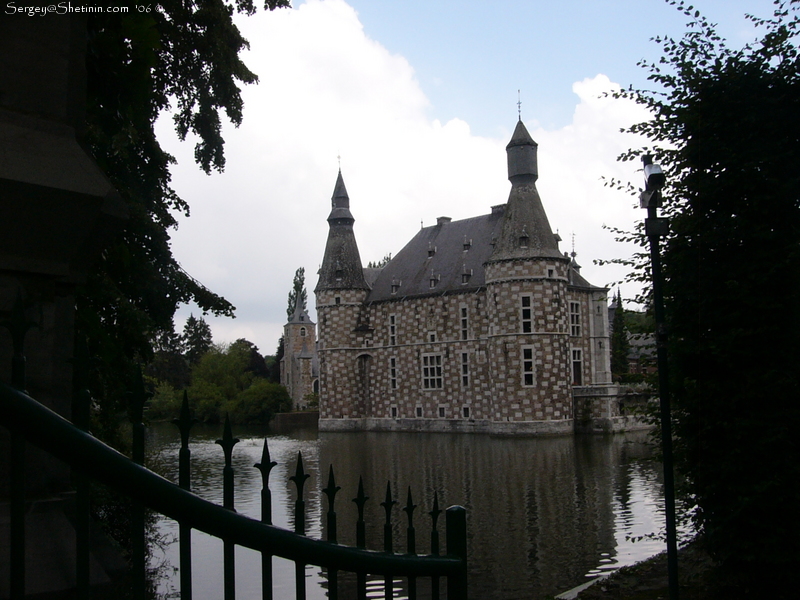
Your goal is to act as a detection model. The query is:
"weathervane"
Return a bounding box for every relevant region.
[337,154,341,171]
[517,89,522,120]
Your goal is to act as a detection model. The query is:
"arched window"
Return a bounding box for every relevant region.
[300,327,307,337]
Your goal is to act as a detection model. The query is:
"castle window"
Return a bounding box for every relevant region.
[548,268,555,278]
[416,406,423,418]
[391,280,400,294]
[461,352,469,387]
[389,357,397,390]
[572,348,583,385]
[463,237,472,251]
[429,273,440,288]
[522,346,536,386]
[335,269,343,280]
[438,406,446,418]
[520,295,533,333]
[428,331,436,343]
[335,296,341,305]
[519,226,529,248]
[460,307,468,340]
[463,406,470,418]
[300,327,307,337]
[461,271,472,284]
[570,302,581,336]
[389,315,397,346]
[422,354,443,389]
[391,406,398,418]
[428,244,436,258]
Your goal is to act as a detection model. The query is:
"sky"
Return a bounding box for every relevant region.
[158,0,778,355]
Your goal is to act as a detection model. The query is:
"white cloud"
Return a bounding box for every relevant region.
[162,1,650,354]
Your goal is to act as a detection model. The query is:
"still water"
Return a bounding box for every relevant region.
[147,424,669,600]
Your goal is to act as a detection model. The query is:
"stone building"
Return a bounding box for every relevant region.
[280,300,319,410]
[315,119,616,434]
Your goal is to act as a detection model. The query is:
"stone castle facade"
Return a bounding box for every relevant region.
[314,119,617,434]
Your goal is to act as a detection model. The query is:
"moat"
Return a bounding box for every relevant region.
[147,424,671,600]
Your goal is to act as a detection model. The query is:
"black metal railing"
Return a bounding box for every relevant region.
[0,326,467,600]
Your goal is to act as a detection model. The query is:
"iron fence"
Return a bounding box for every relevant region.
[0,333,467,600]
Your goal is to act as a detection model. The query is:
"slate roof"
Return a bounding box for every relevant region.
[367,208,506,302]
[366,207,604,302]
[316,170,369,291]
[568,258,605,290]
[288,300,314,325]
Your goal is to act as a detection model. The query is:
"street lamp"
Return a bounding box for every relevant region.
[640,155,679,600]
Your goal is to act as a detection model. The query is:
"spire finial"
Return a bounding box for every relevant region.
[571,231,577,258]
[517,90,522,121]
[337,154,341,172]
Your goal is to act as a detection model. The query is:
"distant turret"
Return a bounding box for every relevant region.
[316,170,369,291]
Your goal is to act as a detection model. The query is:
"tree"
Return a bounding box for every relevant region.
[367,253,392,268]
[610,290,630,380]
[286,267,307,319]
[268,335,284,383]
[76,1,290,434]
[187,341,290,424]
[616,1,800,592]
[230,338,270,378]
[146,324,190,389]
[182,314,213,366]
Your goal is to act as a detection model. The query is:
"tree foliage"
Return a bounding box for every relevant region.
[78,1,290,435]
[181,314,213,365]
[615,1,800,591]
[286,267,307,320]
[269,335,284,383]
[610,290,630,379]
[188,342,289,424]
[367,253,393,268]
[147,339,289,425]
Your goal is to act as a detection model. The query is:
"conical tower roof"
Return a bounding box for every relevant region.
[288,296,314,325]
[316,170,369,291]
[489,120,564,261]
[328,170,354,222]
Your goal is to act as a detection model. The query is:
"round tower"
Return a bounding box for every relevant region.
[315,170,371,423]
[484,120,573,431]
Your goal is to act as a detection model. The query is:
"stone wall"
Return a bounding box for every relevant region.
[573,384,653,434]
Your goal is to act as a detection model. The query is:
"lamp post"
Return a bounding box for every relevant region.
[640,155,679,600]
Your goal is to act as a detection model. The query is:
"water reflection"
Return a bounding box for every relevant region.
[147,425,667,600]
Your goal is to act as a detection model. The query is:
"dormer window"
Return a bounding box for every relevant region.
[391,278,400,295]
[463,236,472,251]
[519,226,529,248]
[428,244,436,258]
[429,271,440,288]
[300,327,307,337]
[335,269,343,280]
[461,265,473,284]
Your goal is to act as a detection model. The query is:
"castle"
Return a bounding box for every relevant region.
[286,119,626,433]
